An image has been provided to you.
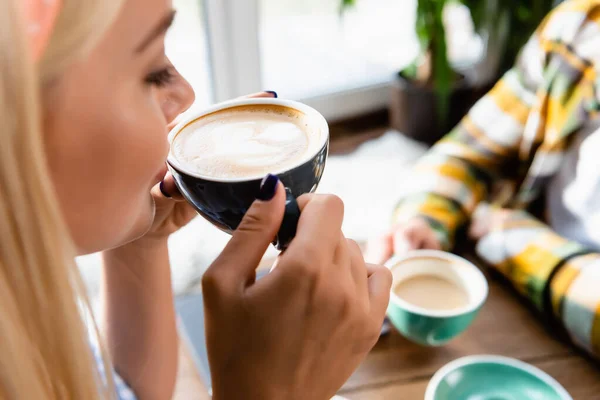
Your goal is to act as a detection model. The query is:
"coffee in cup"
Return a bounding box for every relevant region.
[171,104,323,180]
[393,275,469,311]
[385,250,488,346]
[167,98,329,249]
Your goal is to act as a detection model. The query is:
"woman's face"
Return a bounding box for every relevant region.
[44,0,194,254]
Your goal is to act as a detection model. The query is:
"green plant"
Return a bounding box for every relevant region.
[413,0,452,125]
[340,0,556,124]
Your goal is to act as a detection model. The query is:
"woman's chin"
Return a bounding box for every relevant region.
[116,197,157,247]
[133,197,157,239]
[73,197,157,255]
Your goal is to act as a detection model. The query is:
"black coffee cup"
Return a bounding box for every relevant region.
[167,98,329,250]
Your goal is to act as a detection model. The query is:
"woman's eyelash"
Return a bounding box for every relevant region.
[145,67,175,87]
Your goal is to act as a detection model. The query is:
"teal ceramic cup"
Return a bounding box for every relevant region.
[425,355,572,400]
[385,250,488,346]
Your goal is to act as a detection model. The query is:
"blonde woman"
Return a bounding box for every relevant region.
[2,0,391,398]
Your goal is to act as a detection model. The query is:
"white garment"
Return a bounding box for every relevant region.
[547,119,600,251]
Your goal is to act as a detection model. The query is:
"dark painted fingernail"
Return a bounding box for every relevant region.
[159,181,172,198]
[264,90,278,98]
[257,174,279,201]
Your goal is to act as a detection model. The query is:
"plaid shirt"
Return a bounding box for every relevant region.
[394,0,600,358]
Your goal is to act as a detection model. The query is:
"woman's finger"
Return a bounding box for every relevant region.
[284,194,344,274]
[366,263,392,324]
[334,232,351,273]
[347,239,369,305]
[238,91,278,99]
[210,182,287,294]
[158,172,186,201]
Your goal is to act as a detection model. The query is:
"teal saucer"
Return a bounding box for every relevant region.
[425,355,572,400]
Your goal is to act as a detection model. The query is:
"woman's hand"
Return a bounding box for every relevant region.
[203,178,392,400]
[142,91,279,240]
[364,217,441,264]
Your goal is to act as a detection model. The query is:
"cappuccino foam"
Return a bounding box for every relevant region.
[172,105,321,179]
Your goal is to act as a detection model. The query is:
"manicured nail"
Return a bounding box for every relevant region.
[264,90,278,98]
[257,174,279,201]
[159,181,172,198]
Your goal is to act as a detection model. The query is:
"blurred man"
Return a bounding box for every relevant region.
[368,0,600,358]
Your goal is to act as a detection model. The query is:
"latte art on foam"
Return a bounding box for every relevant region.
[172,105,319,179]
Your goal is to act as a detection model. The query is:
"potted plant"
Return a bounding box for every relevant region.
[340,0,556,145]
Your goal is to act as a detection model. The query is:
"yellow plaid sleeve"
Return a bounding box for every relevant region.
[393,8,549,249]
[476,209,600,359]
[551,253,600,358]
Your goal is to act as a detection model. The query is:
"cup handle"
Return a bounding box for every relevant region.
[274,188,301,251]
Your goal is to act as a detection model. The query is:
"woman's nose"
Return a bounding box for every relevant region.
[161,62,195,124]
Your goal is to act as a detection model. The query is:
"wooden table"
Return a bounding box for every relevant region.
[173,259,600,400]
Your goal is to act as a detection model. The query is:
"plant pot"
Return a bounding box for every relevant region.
[389,74,489,146]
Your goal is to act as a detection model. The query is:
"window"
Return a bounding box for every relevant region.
[259,0,418,99]
[167,0,480,120]
[166,0,213,110]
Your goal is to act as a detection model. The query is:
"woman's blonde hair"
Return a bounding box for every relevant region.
[0,0,123,398]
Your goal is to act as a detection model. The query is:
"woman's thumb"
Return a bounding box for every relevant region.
[208,175,286,289]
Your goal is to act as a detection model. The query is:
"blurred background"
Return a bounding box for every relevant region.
[165,0,558,122]
[165,0,480,119]
[79,0,560,307]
